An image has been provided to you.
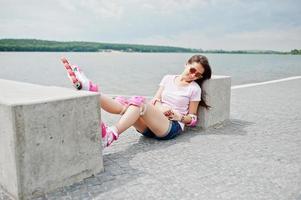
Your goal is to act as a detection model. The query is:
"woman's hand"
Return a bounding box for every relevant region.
[164,109,182,121]
[163,109,174,118]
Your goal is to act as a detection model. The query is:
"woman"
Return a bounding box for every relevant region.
[61,55,212,148]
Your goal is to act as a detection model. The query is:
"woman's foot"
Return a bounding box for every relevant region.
[101,122,119,148]
[61,57,99,92]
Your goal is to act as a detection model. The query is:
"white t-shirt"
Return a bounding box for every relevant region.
[159,75,201,130]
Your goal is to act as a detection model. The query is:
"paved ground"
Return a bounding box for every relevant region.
[1,78,301,200]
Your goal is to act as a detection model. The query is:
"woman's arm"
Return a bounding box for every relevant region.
[168,101,200,125]
[151,86,164,105]
[188,101,199,116]
[182,101,199,125]
[151,86,175,117]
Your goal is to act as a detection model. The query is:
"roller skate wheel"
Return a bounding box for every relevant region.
[74,81,82,90]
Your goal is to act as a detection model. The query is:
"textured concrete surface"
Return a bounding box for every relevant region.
[198,75,231,129]
[0,79,103,200]
[0,104,18,199]
[1,78,301,200]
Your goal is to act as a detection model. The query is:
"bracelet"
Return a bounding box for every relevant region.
[187,114,198,127]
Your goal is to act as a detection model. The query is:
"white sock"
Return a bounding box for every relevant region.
[110,126,119,138]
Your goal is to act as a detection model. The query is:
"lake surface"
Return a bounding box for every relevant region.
[0,52,300,96]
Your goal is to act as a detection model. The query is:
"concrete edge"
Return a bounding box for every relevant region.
[0,184,17,200]
[1,91,100,107]
[10,94,103,199]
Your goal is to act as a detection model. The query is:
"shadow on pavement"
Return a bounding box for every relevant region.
[88,118,254,199]
[30,118,254,199]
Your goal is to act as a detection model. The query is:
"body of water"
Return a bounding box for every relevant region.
[0,52,300,96]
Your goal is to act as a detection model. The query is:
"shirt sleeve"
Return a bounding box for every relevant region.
[190,84,202,101]
[159,75,169,87]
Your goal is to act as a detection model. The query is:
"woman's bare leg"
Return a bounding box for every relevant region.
[115,102,171,137]
[115,106,141,133]
[139,103,171,137]
[132,118,148,133]
[61,58,171,139]
[100,94,126,114]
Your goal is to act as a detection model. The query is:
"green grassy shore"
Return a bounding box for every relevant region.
[0,39,300,54]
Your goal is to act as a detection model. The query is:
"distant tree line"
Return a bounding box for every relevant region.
[0,39,299,54]
[202,50,286,54]
[0,39,201,53]
[290,49,301,55]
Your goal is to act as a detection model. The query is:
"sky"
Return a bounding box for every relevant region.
[0,0,301,51]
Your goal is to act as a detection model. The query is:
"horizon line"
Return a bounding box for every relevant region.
[0,38,294,53]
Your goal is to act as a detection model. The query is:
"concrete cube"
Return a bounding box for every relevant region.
[197,75,231,129]
[0,79,103,200]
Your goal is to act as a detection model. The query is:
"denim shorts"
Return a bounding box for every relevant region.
[140,120,182,140]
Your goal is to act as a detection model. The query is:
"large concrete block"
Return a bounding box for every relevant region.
[0,79,103,200]
[197,75,231,129]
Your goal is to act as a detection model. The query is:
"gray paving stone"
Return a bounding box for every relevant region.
[1,79,301,200]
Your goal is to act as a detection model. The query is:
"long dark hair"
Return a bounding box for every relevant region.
[187,55,212,109]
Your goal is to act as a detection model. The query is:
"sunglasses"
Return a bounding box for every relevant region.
[189,67,203,78]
